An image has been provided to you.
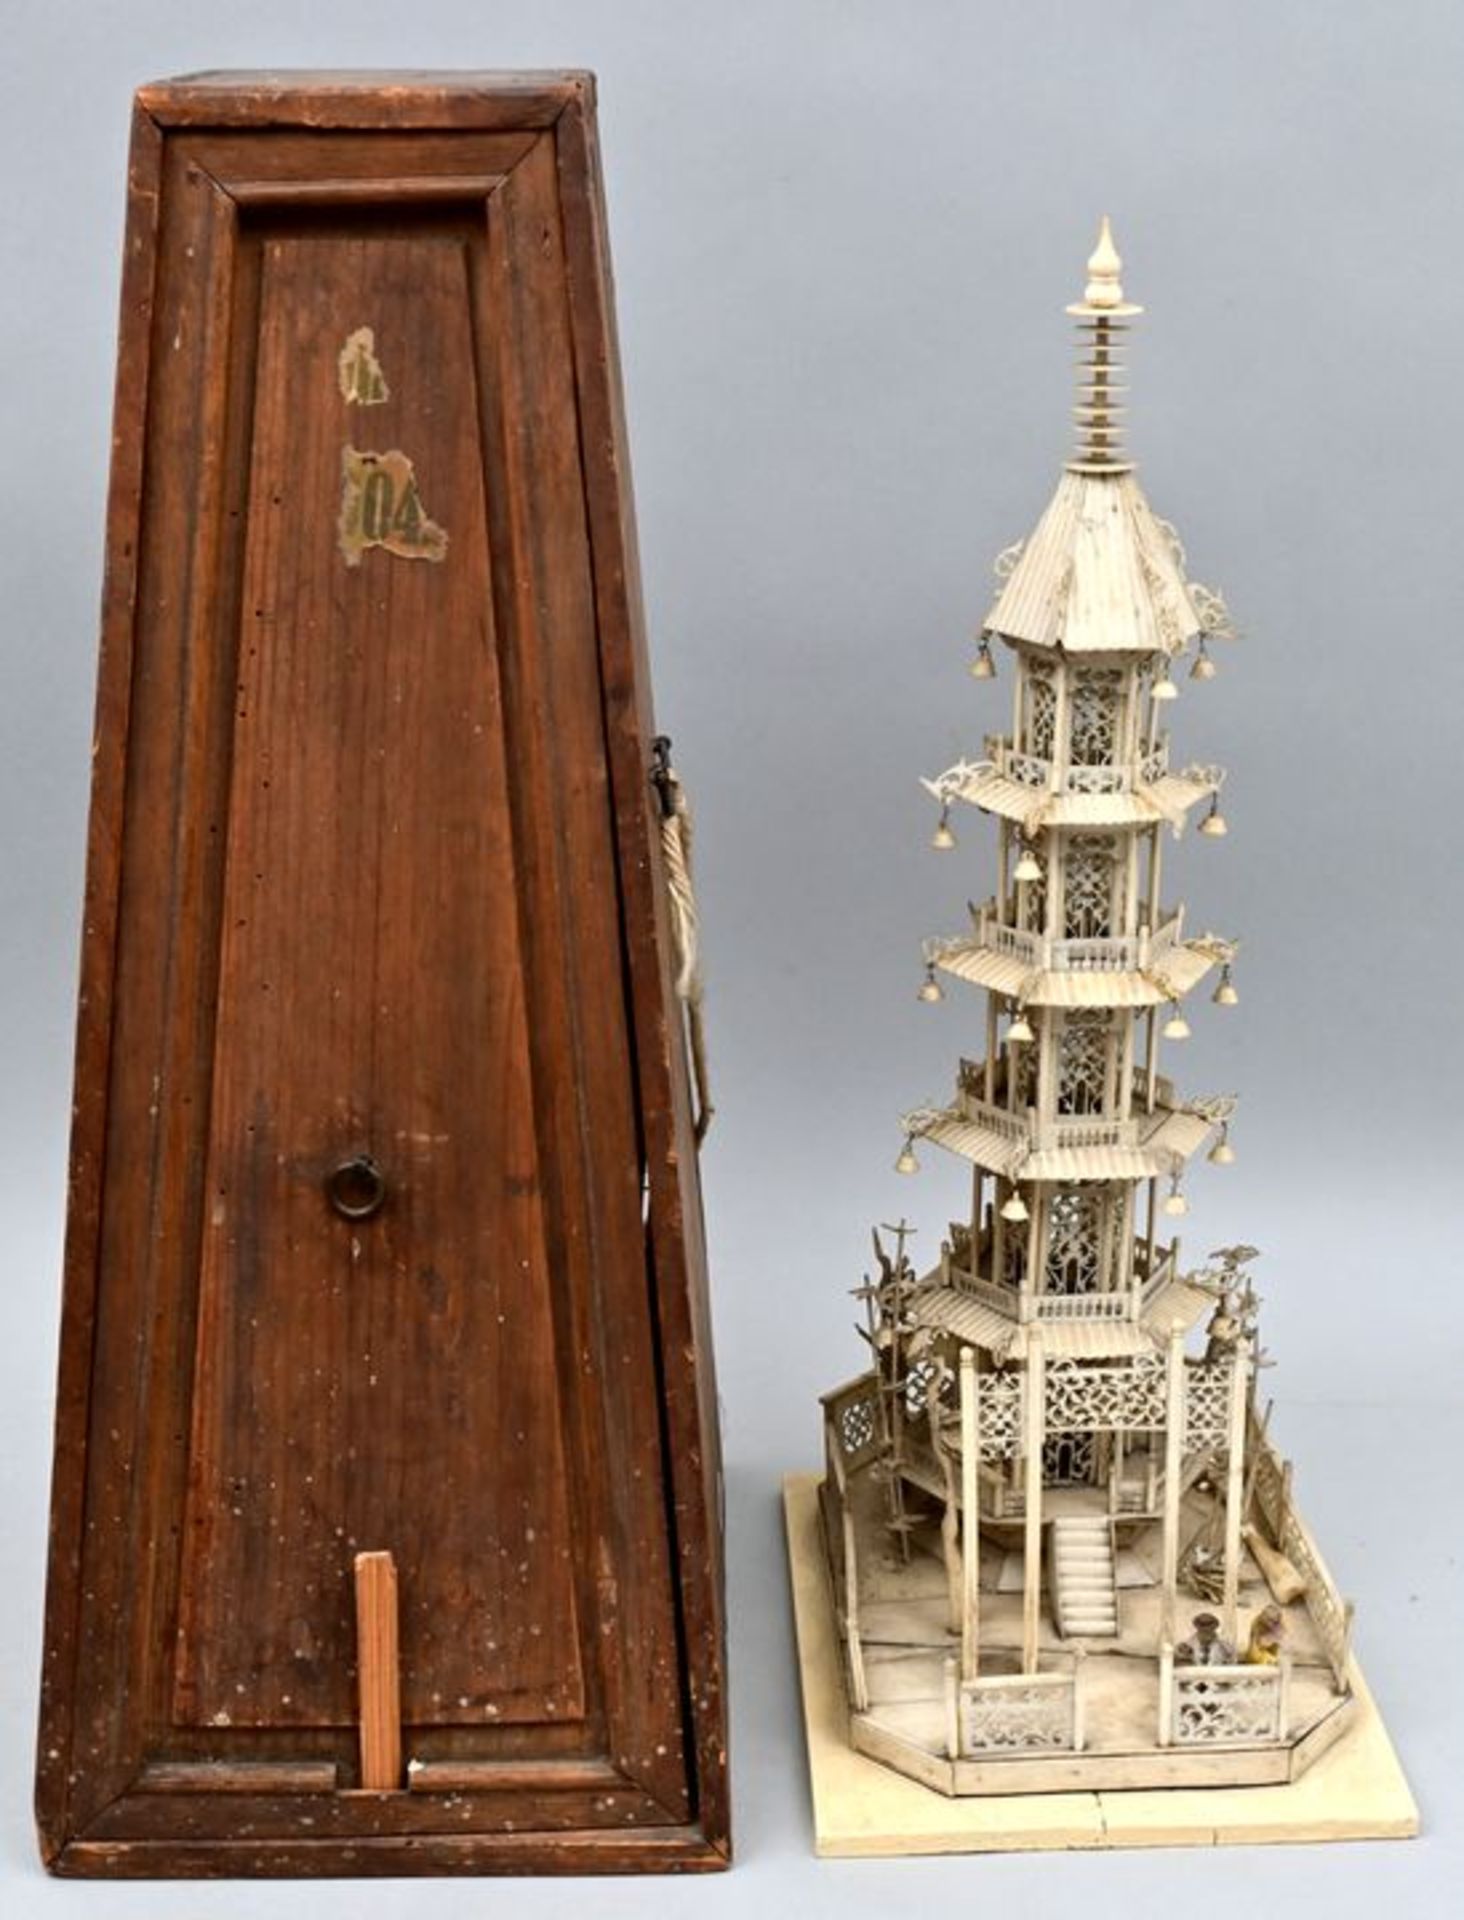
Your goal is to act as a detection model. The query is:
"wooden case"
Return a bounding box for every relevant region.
[35,71,728,1876]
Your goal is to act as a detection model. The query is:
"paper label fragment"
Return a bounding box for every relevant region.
[338,448,448,567]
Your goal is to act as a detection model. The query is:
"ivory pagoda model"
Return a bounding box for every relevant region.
[818,223,1359,1794]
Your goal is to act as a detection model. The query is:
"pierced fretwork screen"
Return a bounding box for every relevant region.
[1063,834,1119,939]
[1043,1185,1127,1295]
[1057,1011,1110,1116]
[1026,662,1057,760]
[1069,667,1123,766]
[1045,1189,1103,1294]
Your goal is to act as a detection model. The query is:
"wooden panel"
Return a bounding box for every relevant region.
[36,73,728,1876]
[172,216,581,1734]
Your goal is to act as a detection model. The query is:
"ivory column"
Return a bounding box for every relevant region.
[1161,1321,1186,1644]
[1221,1336,1252,1646]
[1021,1326,1046,1674]
[960,1347,980,1681]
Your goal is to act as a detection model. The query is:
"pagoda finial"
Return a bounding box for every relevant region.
[1084,215,1124,309]
[1066,216,1143,473]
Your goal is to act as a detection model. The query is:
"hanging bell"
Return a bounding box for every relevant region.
[918,966,944,1004]
[969,635,997,680]
[1006,1006,1035,1045]
[1190,641,1217,681]
[1208,1128,1236,1166]
[931,806,956,851]
[1000,1187,1030,1224]
[1013,840,1044,884]
[1199,797,1228,837]
[1162,1003,1191,1041]
[895,1138,920,1176]
[1213,966,1239,1007]
[1151,665,1179,702]
[1161,1179,1189,1218]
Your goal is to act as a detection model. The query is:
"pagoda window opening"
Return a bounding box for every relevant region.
[1010,1030,1040,1112]
[1025,661,1058,761]
[1019,859,1047,934]
[1000,1194,1028,1288]
[1063,833,1121,939]
[1043,1187,1104,1295]
[1056,1010,1110,1116]
[1069,666,1123,767]
[1043,1430,1096,1487]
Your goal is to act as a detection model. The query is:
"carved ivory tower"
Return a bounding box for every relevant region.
[817,223,1361,1794]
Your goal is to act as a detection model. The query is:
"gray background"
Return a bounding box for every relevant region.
[2,0,1461,1913]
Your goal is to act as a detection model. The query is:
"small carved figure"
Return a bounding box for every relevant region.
[1202,1287,1242,1362]
[1176,1611,1235,1666]
[1243,1603,1285,1666]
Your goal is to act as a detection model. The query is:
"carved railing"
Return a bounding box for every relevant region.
[1249,1416,1354,1690]
[1138,1245,1179,1308]
[982,915,1044,966]
[947,1656,1084,1757]
[983,734,1170,798]
[1158,1644,1289,1747]
[1048,932,1141,971]
[1140,740,1170,784]
[965,900,1185,976]
[947,1268,1021,1318]
[956,1085,1144,1152]
[1032,1290,1133,1322]
[1183,1356,1235,1451]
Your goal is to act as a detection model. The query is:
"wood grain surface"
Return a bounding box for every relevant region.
[35,71,728,1877]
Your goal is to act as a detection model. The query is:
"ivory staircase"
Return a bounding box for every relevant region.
[1049,1515,1119,1640]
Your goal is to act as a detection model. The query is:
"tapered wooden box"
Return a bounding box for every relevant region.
[36,71,727,1877]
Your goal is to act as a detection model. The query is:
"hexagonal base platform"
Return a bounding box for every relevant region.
[784,1472,1418,1855]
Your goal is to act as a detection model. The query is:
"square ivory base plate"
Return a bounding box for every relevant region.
[783,1472,1418,1857]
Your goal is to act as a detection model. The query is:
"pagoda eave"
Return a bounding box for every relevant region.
[931,933,1221,1007]
[906,1099,1213,1184]
[981,467,1203,657]
[906,1272,1214,1362]
[929,763,1217,832]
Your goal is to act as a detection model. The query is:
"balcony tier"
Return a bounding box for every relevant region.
[905,1246,1214,1362]
[923,740,1217,833]
[902,1068,1214,1183]
[929,900,1228,1008]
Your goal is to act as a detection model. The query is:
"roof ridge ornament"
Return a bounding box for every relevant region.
[1066,216,1143,475]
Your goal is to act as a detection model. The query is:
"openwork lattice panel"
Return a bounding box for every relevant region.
[1026,662,1057,760]
[1063,835,1119,940]
[1044,1355,1166,1433]
[1069,666,1123,766]
[976,1369,1024,1461]
[1044,1187,1103,1293]
[1183,1357,1234,1450]
[1171,1666,1283,1746]
[1056,1011,1110,1116]
[960,1676,1077,1753]
[903,1356,952,1419]
[830,1379,882,1468]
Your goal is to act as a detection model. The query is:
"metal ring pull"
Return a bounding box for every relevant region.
[327,1154,387,1221]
